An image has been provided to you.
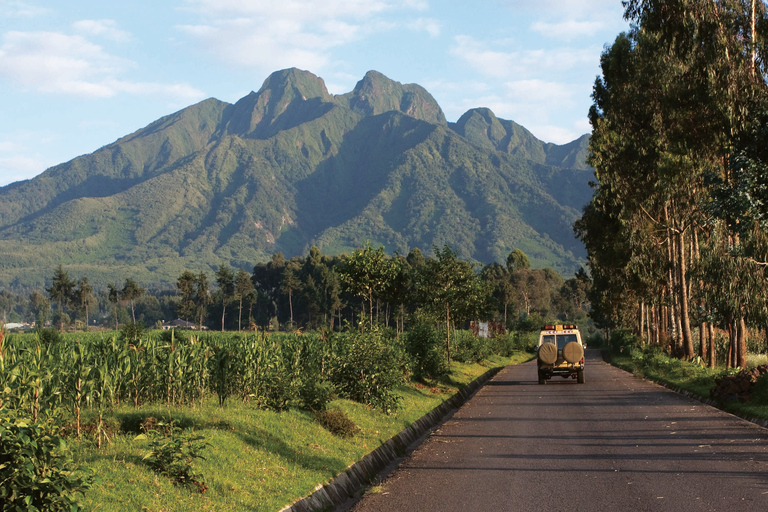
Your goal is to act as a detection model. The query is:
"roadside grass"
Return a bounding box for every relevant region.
[609,347,768,423]
[74,354,519,512]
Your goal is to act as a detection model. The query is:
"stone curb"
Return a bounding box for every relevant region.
[278,365,506,512]
[600,351,768,430]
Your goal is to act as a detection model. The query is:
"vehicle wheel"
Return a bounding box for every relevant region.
[577,369,585,384]
[538,370,547,384]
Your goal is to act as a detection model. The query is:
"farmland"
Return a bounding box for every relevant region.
[0,327,530,511]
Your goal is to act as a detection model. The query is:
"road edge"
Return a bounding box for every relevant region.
[600,350,768,430]
[278,364,506,512]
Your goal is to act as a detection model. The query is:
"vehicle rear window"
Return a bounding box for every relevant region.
[542,334,555,344]
[556,334,578,348]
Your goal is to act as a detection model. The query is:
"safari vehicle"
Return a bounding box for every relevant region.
[536,324,585,384]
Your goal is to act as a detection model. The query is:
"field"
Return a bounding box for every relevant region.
[0,327,529,511]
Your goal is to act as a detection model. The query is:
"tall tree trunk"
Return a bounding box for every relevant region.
[665,207,679,353]
[708,322,716,368]
[677,228,694,359]
[639,301,645,344]
[727,315,735,368]
[238,298,243,332]
[446,305,451,366]
[738,318,747,368]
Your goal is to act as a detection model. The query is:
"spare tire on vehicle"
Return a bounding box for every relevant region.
[538,342,558,365]
[563,341,584,364]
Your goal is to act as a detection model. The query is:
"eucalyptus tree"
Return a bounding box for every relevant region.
[215,264,235,331]
[233,268,254,331]
[176,271,197,323]
[252,252,286,327]
[580,0,768,364]
[194,272,210,330]
[47,265,74,331]
[281,263,301,328]
[107,283,120,330]
[73,277,94,329]
[482,263,510,324]
[28,290,50,329]
[120,278,144,325]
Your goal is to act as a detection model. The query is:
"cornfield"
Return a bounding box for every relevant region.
[0,328,406,437]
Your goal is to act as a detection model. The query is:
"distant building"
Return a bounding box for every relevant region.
[2,323,32,331]
[161,319,207,330]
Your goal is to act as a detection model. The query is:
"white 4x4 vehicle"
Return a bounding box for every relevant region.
[537,324,585,384]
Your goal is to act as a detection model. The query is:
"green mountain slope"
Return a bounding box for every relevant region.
[0,68,591,290]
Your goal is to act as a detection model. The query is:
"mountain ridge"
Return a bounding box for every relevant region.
[0,68,591,290]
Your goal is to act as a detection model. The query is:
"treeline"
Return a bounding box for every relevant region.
[578,0,768,366]
[0,244,590,334]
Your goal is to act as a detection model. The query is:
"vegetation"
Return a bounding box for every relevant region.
[577,0,768,368]
[0,323,529,511]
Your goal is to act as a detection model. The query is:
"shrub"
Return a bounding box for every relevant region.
[0,416,93,511]
[610,328,641,352]
[36,327,61,346]
[314,408,359,438]
[403,323,448,381]
[452,330,491,364]
[488,332,517,357]
[159,328,189,344]
[299,379,334,412]
[120,322,146,342]
[139,421,209,493]
[330,330,403,414]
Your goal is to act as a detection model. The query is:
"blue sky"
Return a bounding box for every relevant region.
[0,0,629,187]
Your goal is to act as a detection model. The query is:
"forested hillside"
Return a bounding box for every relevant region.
[0,69,591,291]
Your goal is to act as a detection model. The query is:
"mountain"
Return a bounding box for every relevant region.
[0,68,592,290]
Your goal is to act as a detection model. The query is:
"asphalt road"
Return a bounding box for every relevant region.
[350,350,768,512]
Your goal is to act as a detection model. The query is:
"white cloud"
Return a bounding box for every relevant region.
[179,0,432,74]
[183,0,419,20]
[0,155,49,186]
[531,20,605,39]
[72,19,132,43]
[408,18,441,37]
[450,35,598,79]
[499,0,620,18]
[449,36,518,78]
[0,31,204,100]
[505,79,575,104]
[527,124,581,145]
[0,0,51,18]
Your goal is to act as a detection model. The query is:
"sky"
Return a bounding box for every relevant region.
[0,0,630,187]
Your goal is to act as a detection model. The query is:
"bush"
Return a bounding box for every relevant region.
[314,408,359,438]
[120,322,146,342]
[0,416,93,511]
[488,332,516,357]
[36,327,62,346]
[452,330,491,364]
[139,422,209,493]
[610,328,641,352]
[330,330,403,414]
[159,328,189,344]
[403,323,448,381]
[299,379,334,412]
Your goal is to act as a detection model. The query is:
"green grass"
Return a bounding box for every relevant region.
[73,355,516,512]
[610,346,768,423]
